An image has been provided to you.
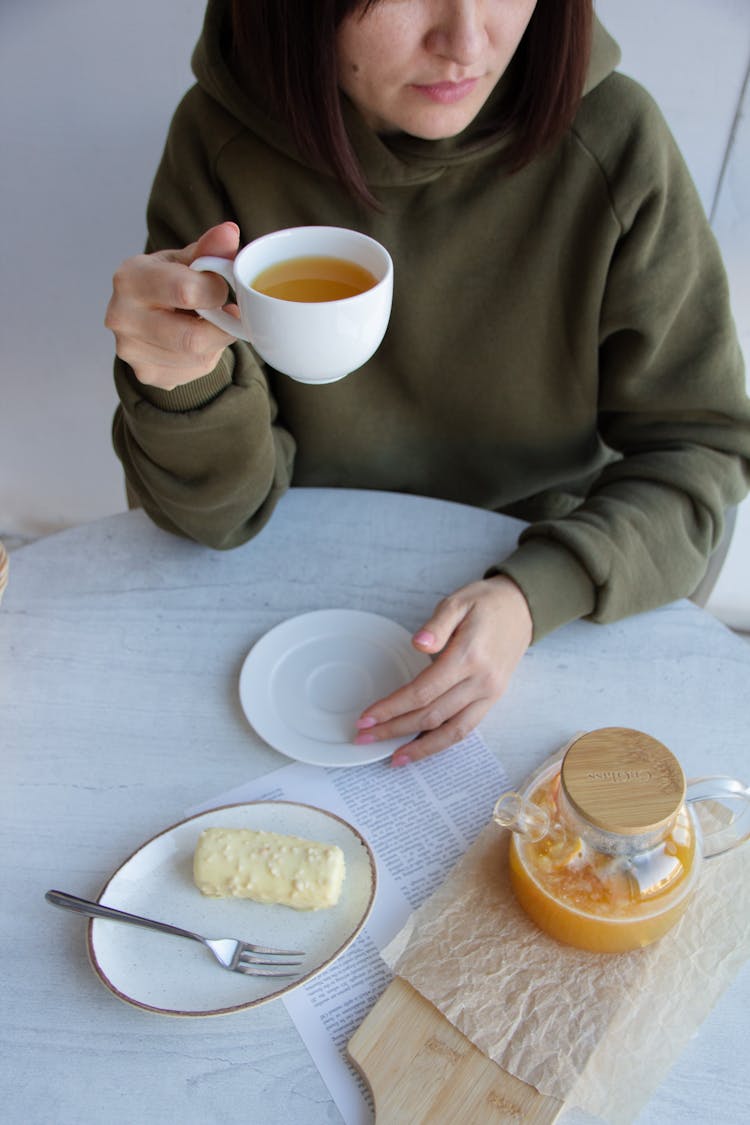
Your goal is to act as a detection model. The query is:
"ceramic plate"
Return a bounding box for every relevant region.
[239,609,431,767]
[87,801,377,1017]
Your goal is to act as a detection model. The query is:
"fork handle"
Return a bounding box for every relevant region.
[45,890,202,945]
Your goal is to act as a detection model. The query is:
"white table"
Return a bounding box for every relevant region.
[1,488,748,1124]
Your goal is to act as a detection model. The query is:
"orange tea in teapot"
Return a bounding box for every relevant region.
[494,728,749,953]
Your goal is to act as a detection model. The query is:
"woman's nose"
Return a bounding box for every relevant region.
[425,1,488,66]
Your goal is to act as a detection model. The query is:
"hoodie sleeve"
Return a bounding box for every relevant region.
[111,88,296,549]
[492,77,750,639]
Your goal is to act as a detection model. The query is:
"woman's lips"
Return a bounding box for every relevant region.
[411,78,480,104]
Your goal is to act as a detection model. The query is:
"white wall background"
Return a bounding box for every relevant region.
[0,0,206,537]
[1,1,748,621]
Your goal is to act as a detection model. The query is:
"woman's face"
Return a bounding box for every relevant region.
[336,0,538,138]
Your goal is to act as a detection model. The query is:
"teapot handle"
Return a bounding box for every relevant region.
[686,776,750,859]
[492,792,550,843]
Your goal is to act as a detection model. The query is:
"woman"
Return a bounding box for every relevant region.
[106,0,750,766]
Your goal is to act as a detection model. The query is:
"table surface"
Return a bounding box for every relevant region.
[2,488,748,1125]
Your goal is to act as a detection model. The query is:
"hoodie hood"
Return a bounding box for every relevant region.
[191,0,621,188]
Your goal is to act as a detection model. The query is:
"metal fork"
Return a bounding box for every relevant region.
[45,890,305,976]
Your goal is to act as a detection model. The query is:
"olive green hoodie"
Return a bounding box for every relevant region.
[113,0,750,640]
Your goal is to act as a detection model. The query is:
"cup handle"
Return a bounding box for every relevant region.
[686,776,750,858]
[189,255,250,341]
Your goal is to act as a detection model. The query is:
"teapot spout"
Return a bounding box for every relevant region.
[492,791,550,842]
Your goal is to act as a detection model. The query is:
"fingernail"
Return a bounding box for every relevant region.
[413,630,434,647]
[356,716,377,730]
[355,733,376,745]
[391,752,411,768]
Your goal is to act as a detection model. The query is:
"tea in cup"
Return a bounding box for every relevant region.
[190,226,393,383]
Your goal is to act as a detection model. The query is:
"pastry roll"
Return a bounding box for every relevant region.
[193,827,346,910]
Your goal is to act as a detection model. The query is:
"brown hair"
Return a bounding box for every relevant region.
[231,0,593,208]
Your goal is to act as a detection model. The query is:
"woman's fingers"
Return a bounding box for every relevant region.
[356,642,468,728]
[391,701,490,767]
[356,668,475,741]
[355,649,497,761]
[105,221,241,388]
[410,587,480,656]
[189,220,241,265]
[110,302,236,366]
[356,576,532,766]
[111,250,228,311]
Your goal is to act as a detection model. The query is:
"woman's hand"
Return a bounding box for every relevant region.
[355,576,532,766]
[105,221,241,390]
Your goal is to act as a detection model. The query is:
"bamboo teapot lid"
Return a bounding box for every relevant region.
[561,728,686,836]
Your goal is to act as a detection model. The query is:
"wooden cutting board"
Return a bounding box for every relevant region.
[348,977,564,1124]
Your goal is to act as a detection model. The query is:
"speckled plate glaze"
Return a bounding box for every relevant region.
[87,801,377,1017]
[239,610,431,767]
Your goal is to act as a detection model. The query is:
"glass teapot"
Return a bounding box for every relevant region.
[493,727,750,953]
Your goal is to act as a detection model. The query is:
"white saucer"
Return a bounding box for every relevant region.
[239,610,431,767]
[87,801,376,1017]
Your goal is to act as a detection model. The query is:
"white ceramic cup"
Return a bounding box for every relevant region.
[190,225,393,384]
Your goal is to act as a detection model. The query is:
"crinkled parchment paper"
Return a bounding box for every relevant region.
[383,821,749,1124]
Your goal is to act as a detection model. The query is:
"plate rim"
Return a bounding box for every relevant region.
[238,608,431,767]
[86,799,378,1017]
